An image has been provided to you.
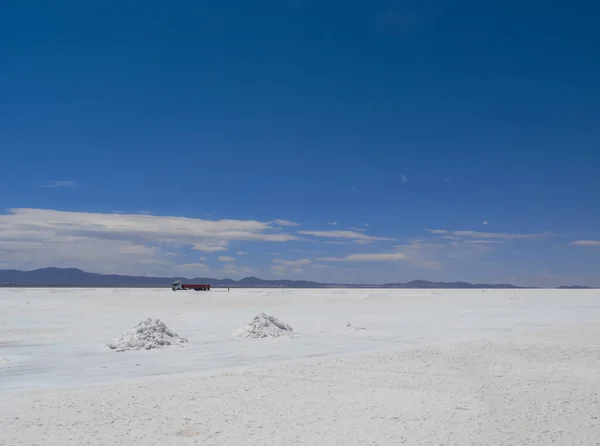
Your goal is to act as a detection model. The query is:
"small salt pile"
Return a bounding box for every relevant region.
[360,292,386,299]
[346,322,367,331]
[0,356,23,370]
[232,312,293,339]
[107,318,188,352]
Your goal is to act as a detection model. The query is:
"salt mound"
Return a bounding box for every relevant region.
[107,318,188,352]
[232,313,293,339]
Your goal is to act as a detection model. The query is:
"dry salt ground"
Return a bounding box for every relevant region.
[2,288,600,445]
[232,312,294,339]
[107,318,188,352]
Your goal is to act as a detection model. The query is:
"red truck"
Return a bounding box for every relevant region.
[172,280,210,291]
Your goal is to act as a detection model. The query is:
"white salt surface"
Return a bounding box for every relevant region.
[2,287,600,445]
[232,312,293,338]
[107,318,188,352]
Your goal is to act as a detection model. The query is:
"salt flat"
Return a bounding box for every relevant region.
[1,288,600,445]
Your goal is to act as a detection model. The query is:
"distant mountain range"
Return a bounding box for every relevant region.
[557,285,593,289]
[0,267,593,289]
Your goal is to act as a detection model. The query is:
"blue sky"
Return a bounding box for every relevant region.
[1,1,599,286]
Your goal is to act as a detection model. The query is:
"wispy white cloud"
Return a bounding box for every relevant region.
[349,227,368,232]
[217,256,236,262]
[270,264,286,275]
[393,240,443,270]
[0,208,298,273]
[177,263,209,271]
[483,221,488,225]
[298,230,394,244]
[43,180,77,188]
[273,258,312,267]
[111,209,153,215]
[328,222,338,226]
[221,263,256,277]
[401,174,408,184]
[272,219,299,227]
[464,240,502,245]
[0,237,171,275]
[454,230,549,240]
[236,251,248,255]
[426,229,449,234]
[569,240,600,247]
[291,248,325,254]
[270,258,312,276]
[319,252,407,262]
[425,228,548,240]
[192,241,230,253]
[118,244,156,256]
[444,178,451,182]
